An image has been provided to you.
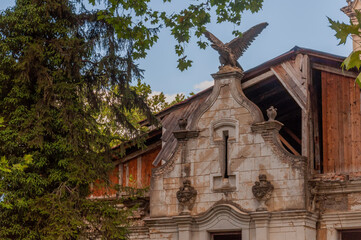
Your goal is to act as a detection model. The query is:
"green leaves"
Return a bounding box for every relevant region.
[342,51,361,70]
[0,154,32,173]
[96,0,264,70]
[328,17,360,45]
[356,72,361,88]
[329,12,361,88]
[177,56,193,71]
[0,156,11,173]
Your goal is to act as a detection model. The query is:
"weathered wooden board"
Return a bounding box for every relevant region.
[322,71,361,173]
[242,70,274,89]
[271,64,307,110]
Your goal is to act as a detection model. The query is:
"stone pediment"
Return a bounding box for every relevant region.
[149,68,307,218]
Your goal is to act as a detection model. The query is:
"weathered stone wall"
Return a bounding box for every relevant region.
[143,71,314,240]
[312,179,361,240]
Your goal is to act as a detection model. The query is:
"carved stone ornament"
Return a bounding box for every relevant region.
[252,174,274,211]
[266,106,277,121]
[203,22,268,72]
[176,179,197,214]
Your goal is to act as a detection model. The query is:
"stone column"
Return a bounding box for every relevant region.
[174,215,193,240]
[251,212,270,240]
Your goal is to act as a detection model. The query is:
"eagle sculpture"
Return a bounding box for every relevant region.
[203,22,268,71]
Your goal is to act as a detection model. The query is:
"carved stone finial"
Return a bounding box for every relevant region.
[176,180,197,214]
[266,106,277,121]
[178,118,187,130]
[252,174,274,211]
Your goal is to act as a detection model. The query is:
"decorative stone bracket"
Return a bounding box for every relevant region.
[252,174,274,211]
[173,118,199,140]
[176,180,197,215]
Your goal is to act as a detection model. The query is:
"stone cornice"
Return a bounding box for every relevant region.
[320,211,361,226]
[309,179,361,195]
[144,208,317,228]
[173,130,199,140]
[211,70,244,80]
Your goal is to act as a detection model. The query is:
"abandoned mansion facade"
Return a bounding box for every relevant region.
[92,1,361,240]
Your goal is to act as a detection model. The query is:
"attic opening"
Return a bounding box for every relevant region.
[243,74,302,155]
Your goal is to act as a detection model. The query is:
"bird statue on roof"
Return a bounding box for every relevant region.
[203,22,268,72]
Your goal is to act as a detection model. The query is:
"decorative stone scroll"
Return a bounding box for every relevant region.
[252,174,274,211]
[176,180,197,214]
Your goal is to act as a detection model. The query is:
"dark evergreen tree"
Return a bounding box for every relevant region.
[0,0,154,239]
[0,0,263,239]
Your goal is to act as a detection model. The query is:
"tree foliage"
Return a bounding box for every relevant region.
[91,0,264,70]
[329,11,361,88]
[0,0,263,239]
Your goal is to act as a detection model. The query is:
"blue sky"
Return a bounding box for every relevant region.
[0,0,353,100]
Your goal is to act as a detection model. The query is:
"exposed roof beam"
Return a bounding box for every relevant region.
[279,134,300,156]
[271,64,307,110]
[113,141,162,165]
[312,63,358,78]
[242,70,274,89]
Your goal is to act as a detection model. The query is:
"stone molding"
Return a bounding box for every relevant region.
[251,120,307,173]
[309,179,361,195]
[321,211,361,226]
[210,118,239,144]
[173,130,199,140]
[211,69,245,79]
[195,204,251,227]
[320,211,361,240]
[142,207,317,239]
[265,210,317,229]
[144,205,317,227]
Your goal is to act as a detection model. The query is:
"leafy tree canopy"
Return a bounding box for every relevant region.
[0,0,263,239]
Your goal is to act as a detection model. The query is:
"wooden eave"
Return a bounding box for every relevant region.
[111,128,162,161]
[242,46,348,82]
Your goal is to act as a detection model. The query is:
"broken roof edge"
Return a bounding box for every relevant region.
[144,46,351,168]
[142,46,347,123]
[243,46,346,80]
